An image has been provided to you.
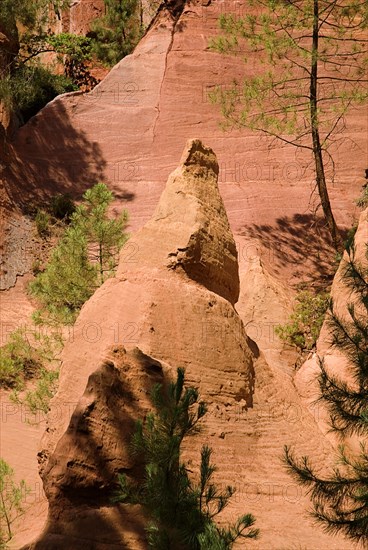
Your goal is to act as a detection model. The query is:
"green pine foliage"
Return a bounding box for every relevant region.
[0,329,43,389]
[276,290,330,352]
[49,193,75,221]
[0,64,77,121]
[0,0,41,29]
[22,367,59,414]
[72,182,129,283]
[46,33,93,65]
[0,459,30,545]
[29,183,128,324]
[356,186,368,209]
[0,328,62,392]
[0,0,70,35]
[209,0,368,249]
[90,0,143,66]
[35,209,50,237]
[32,193,75,236]
[114,368,259,549]
[0,1,90,122]
[29,223,98,325]
[284,243,368,542]
[209,1,368,141]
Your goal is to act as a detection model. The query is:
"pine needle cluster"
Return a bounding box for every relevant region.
[284,243,368,542]
[114,368,259,549]
[29,183,128,325]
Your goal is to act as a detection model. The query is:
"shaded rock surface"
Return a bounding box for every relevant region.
[29,347,162,549]
[17,141,355,549]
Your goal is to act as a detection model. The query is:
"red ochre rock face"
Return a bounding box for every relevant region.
[2,0,366,290]
[26,139,255,548]
[60,0,105,35]
[18,141,355,550]
[2,0,366,547]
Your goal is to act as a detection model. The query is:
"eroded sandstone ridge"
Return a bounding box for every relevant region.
[25,140,254,548]
[17,140,356,550]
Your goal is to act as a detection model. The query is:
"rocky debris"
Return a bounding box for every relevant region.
[0,215,34,290]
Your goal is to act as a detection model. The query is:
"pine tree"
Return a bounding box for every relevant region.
[0,459,29,545]
[210,0,368,250]
[90,0,142,66]
[72,182,128,283]
[29,224,98,324]
[284,243,368,542]
[114,368,259,549]
[29,183,128,324]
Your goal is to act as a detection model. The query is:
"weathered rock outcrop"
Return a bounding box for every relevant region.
[25,140,254,548]
[237,254,297,372]
[16,140,355,550]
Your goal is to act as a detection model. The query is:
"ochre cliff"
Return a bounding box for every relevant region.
[17,141,354,549]
[2,0,366,291]
[1,0,367,547]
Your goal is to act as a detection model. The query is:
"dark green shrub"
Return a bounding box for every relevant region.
[90,0,142,66]
[50,193,75,221]
[35,208,50,236]
[3,64,77,123]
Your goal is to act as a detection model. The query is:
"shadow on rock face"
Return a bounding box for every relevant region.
[31,347,164,550]
[241,213,345,289]
[4,98,135,209]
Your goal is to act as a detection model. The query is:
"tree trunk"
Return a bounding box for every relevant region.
[0,488,12,540]
[99,241,103,282]
[310,0,343,252]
